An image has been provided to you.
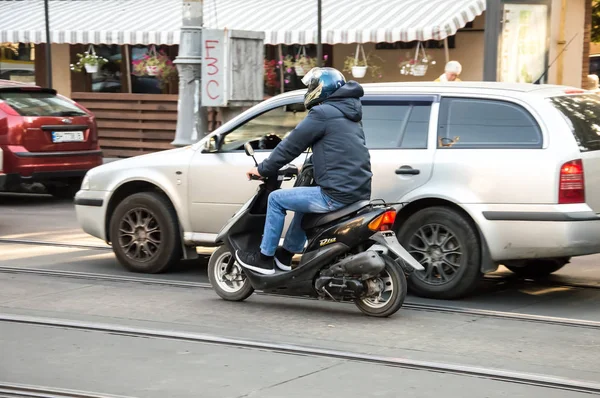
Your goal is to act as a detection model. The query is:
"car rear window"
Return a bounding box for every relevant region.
[549,94,600,152]
[438,98,542,148]
[0,91,87,117]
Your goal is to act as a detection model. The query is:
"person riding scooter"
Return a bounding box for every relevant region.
[236,67,373,275]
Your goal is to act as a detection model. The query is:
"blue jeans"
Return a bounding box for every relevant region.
[260,187,345,256]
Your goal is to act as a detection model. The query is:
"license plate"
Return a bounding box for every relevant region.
[51,131,84,143]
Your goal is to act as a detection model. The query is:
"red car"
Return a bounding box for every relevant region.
[0,80,102,198]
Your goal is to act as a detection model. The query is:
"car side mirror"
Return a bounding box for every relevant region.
[203,136,217,153]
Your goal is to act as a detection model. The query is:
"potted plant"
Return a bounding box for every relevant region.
[398,42,436,77]
[70,45,108,74]
[343,44,366,78]
[131,46,177,88]
[283,54,317,77]
[343,48,384,79]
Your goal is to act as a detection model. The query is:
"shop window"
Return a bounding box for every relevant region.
[263,44,333,97]
[91,45,122,93]
[70,44,179,95]
[130,45,178,94]
[0,43,35,83]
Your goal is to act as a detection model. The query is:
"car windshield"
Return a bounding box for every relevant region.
[0,90,88,117]
[549,94,600,152]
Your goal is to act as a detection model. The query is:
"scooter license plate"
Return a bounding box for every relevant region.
[373,231,425,271]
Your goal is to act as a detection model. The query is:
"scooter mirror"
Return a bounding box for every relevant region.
[244,143,255,157]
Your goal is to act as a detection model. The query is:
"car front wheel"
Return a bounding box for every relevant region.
[109,192,181,273]
[397,206,481,300]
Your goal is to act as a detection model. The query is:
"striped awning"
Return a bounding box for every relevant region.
[0,0,181,45]
[204,0,486,45]
[0,0,485,46]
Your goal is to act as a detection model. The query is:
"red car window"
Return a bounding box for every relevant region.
[0,91,88,117]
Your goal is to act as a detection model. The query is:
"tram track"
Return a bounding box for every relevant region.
[1,237,600,289]
[1,313,600,395]
[1,265,599,331]
[0,382,132,398]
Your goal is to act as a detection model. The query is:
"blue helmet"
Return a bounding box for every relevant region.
[301,67,346,109]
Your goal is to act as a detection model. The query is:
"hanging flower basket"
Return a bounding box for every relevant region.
[285,46,317,77]
[351,66,367,78]
[70,44,107,74]
[398,41,436,77]
[131,45,178,88]
[412,64,428,77]
[84,64,99,74]
[351,44,368,78]
[342,44,384,79]
[294,63,312,77]
[146,65,160,76]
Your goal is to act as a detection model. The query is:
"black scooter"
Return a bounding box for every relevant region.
[208,144,424,317]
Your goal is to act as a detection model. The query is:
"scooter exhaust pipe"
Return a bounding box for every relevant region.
[320,250,386,280]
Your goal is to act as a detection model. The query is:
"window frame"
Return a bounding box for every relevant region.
[436,96,544,150]
[210,97,307,153]
[360,94,437,150]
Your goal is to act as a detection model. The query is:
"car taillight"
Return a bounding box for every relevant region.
[368,210,397,231]
[559,159,585,204]
[0,100,19,116]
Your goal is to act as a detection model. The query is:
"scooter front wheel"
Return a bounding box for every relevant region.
[208,246,254,301]
[354,255,407,317]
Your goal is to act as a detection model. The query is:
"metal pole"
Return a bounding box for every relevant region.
[483,0,501,81]
[278,44,285,94]
[443,38,449,65]
[172,0,206,146]
[44,0,52,88]
[317,0,323,67]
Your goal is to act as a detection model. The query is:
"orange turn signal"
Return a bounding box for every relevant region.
[368,210,396,231]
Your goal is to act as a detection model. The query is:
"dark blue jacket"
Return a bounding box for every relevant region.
[257,82,372,204]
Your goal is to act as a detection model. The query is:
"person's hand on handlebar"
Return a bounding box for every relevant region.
[246,167,263,181]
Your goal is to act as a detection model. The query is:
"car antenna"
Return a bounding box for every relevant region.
[533,33,578,85]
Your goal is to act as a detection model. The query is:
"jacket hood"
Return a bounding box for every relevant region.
[324,81,364,122]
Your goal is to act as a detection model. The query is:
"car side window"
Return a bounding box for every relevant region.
[221,103,307,152]
[437,98,542,149]
[362,102,431,149]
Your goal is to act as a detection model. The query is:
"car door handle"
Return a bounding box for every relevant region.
[395,166,420,175]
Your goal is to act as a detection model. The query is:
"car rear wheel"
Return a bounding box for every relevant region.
[505,258,570,278]
[109,192,181,273]
[397,206,481,300]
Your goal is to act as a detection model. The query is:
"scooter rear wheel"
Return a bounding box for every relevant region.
[208,246,254,301]
[354,255,407,317]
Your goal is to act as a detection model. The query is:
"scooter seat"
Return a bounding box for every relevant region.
[301,200,371,230]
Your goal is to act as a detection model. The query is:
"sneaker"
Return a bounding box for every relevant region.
[235,250,275,275]
[274,247,294,271]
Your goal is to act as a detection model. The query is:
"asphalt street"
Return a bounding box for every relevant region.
[1,193,600,397]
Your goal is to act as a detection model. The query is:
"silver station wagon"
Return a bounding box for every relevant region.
[75,82,600,299]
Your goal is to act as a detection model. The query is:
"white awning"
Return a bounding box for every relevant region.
[0,0,181,45]
[0,0,485,46]
[204,0,486,45]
